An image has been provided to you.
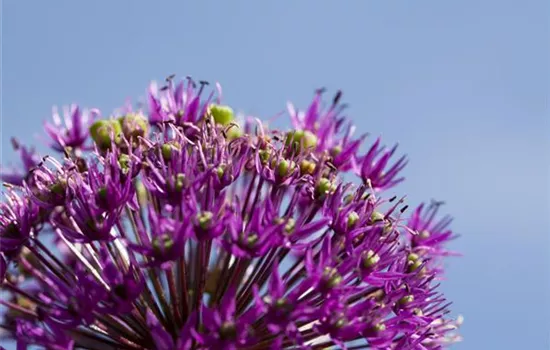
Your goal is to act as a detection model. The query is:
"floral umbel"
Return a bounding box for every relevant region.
[0,76,462,349]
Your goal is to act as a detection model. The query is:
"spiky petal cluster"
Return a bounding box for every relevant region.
[0,76,462,349]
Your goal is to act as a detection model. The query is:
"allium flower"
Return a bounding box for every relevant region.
[44,105,99,152]
[0,75,462,349]
[0,139,40,186]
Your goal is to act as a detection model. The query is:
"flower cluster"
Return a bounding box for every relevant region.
[0,76,462,349]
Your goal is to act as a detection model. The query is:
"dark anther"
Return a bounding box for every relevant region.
[333,90,343,105]
[186,76,197,88]
[160,85,169,91]
[400,205,409,213]
[166,74,176,82]
[389,196,397,202]
[199,80,210,86]
[10,138,20,150]
[315,87,327,95]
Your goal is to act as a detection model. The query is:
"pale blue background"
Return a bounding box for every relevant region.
[1,1,549,349]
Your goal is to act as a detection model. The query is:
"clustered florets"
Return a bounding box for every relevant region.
[0,76,462,349]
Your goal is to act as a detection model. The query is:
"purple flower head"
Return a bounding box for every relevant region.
[288,90,341,151]
[408,201,458,257]
[0,76,461,349]
[313,297,373,346]
[252,267,315,341]
[25,156,71,209]
[354,137,408,191]
[86,151,137,212]
[0,188,38,258]
[190,194,228,241]
[148,77,215,127]
[128,204,190,267]
[54,183,121,243]
[304,237,351,296]
[192,288,259,349]
[0,139,40,186]
[37,267,107,328]
[98,251,143,314]
[223,199,281,258]
[16,319,74,350]
[44,105,98,152]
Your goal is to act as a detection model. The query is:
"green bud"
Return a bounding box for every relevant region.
[216,166,225,180]
[152,234,174,254]
[161,142,180,161]
[167,173,187,192]
[209,105,234,126]
[121,113,148,139]
[369,211,385,224]
[335,318,347,329]
[347,211,360,228]
[299,159,316,175]
[246,234,259,247]
[382,222,393,235]
[322,266,342,288]
[275,298,287,308]
[286,130,318,152]
[398,295,414,306]
[407,253,423,273]
[284,218,296,234]
[118,154,131,174]
[197,211,214,230]
[225,124,242,140]
[315,178,336,198]
[362,250,380,269]
[277,159,295,178]
[175,173,186,191]
[50,179,67,195]
[330,145,343,157]
[89,120,122,150]
[372,323,386,332]
[259,150,271,165]
[274,217,296,235]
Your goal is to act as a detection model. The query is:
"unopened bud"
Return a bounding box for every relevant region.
[209,105,234,126]
[90,120,122,150]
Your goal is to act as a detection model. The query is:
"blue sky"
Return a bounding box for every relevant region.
[1,1,549,349]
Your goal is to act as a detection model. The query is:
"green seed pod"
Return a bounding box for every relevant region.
[209,105,234,126]
[286,130,318,152]
[90,120,122,150]
[120,113,148,139]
